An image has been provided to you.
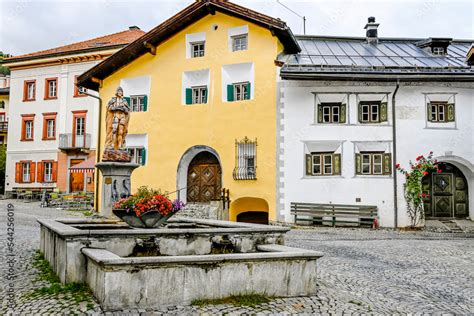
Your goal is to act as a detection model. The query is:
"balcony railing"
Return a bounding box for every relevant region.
[0,121,8,132]
[58,133,91,150]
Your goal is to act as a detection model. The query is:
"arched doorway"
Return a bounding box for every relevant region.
[422,162,469,218]
[187,151,222,202]
[229,197,269,225]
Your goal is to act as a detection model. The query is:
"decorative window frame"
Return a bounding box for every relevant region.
[72,110,87,147]
[424,93,456,129]
[42,112,57,140]
[44,77,58,100]
[23,80,36,101]
[21,114,35,141]
[313,93,348,125]
[233,137,257,180]
[353,141,392,177]
[303,141,343,178]
[185,32,206,59]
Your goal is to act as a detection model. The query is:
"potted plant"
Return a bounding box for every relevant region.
[396,151,440,228]
[113,186,185,228]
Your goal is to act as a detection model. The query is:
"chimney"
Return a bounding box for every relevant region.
[129,26,140,31]
[364,16,379,44]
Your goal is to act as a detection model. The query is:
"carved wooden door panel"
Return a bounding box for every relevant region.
[187,164,221,202]
[432,173,453,217]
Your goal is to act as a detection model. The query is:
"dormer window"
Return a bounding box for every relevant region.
[433,47,446,55]
[191,42,205,58]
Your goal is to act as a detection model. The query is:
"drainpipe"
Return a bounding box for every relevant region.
[79,87,102,212]
[392,81,400,228]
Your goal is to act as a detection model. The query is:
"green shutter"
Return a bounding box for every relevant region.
[185,88,192,105]
[383,153,392,175]
[427,103,433,122]
[355,153,362,175]
[141,148,146,166]
[358,102,363,123]
[142,95,148,111]
[317,105,323,123]
[124,96,131,109]
[245,82,251,100]
[446,103,455,122]
[204,87,208,104]
[333,154,341,175]
[305,154,312,176]
[340,104,346,123]
[380,102,388,122]
[227,84,234,102]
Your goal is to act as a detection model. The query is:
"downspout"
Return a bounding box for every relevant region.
[79,88,102,212]
[392,80,400,228]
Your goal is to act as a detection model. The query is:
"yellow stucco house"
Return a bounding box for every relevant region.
[78,0,300,223]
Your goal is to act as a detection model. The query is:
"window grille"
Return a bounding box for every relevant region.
[191,42,205,58]
[233,137,257,180]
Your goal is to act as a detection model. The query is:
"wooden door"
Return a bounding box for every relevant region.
[187,164,221,202]
[70,159,85,192]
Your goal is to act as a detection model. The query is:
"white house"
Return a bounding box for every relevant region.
[278,18,474,227]
[3,27,144,195]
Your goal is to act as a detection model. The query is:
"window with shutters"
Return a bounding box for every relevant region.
[355,152,392,176]
[45,78,58,100]
[317,103,346,124]
[233,82,250,101]
[191,42,205,58]
[233,137,257,180]
[358,101,388,123]
[305,152,341,176]
[23,80,36,101]
[428,102,454,122]
[127,147,146,166]
[130,95,147,112]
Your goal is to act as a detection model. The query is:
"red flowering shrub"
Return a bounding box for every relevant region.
[396,152,439,227]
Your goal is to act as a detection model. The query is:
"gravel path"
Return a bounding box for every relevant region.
[1,200,473,315]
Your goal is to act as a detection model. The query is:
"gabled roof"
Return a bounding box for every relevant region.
[78,0,300,90]
[280,36,474,81]
[4,28,145,64]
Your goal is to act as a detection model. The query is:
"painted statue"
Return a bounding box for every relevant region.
[102,86,131,162]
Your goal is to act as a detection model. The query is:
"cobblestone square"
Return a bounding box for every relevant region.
[1,200,473,315]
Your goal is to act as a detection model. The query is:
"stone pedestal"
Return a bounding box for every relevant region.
[96,162,140,218]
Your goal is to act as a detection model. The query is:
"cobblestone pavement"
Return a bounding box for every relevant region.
[1,200,473,315]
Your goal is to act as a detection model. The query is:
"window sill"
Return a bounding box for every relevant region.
[301,175,344,179]
[44,97,58,101]
[183,103,208,106]
[353,175,392,179]
[21,139,34,142]
[423,126,458,130]
[23,99,35,102]
[42,138,56,141]
[74,94,87,98]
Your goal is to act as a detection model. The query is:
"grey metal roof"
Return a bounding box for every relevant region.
[281,36,474,81]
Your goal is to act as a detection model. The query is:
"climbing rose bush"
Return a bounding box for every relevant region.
[396,151,440,227]
[114,186,185,217]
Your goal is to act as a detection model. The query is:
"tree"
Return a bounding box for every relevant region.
[0,52,11,76]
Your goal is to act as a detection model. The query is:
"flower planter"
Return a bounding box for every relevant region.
[112,209,174,228]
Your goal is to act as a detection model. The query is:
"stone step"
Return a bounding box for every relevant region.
[440,220,464,233]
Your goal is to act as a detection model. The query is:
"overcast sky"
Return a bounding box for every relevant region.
[1,0,472,56]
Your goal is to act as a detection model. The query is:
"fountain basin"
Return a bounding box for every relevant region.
[82,244,323,310]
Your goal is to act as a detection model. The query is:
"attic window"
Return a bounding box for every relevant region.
[90,42,111,47]
[432,47,446,55]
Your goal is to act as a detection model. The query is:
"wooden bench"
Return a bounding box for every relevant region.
[291,202,378,227]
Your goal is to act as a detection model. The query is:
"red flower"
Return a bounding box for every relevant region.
[437,169,442,173]
[423,171,429,176]
[395,163,400,169]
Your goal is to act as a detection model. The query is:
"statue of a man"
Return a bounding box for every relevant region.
[103,87,130,160]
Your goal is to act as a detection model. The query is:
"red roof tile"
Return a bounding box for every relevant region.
[6,28,146,62]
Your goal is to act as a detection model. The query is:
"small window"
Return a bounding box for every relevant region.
[233,137,257,180]
[359,101,386,123]
[232,34,248,51]
[233,82,250,101]
[25,121,33,139]
[358,152,386,175]
[127,147,146,165]
[22,163,30,183]
[0,101,4,108]
[192,86,207,104]
[191,42,205,58]
[432,47,445,55]
[74,76,86,97]
[310,153,334,175]
[318,103,345,123]
[46,119,55,138]
[24,80,36,101]
[429,102,454,123]
[44,162,53,182]
[45,78,57,99]
[130,95,146,112]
